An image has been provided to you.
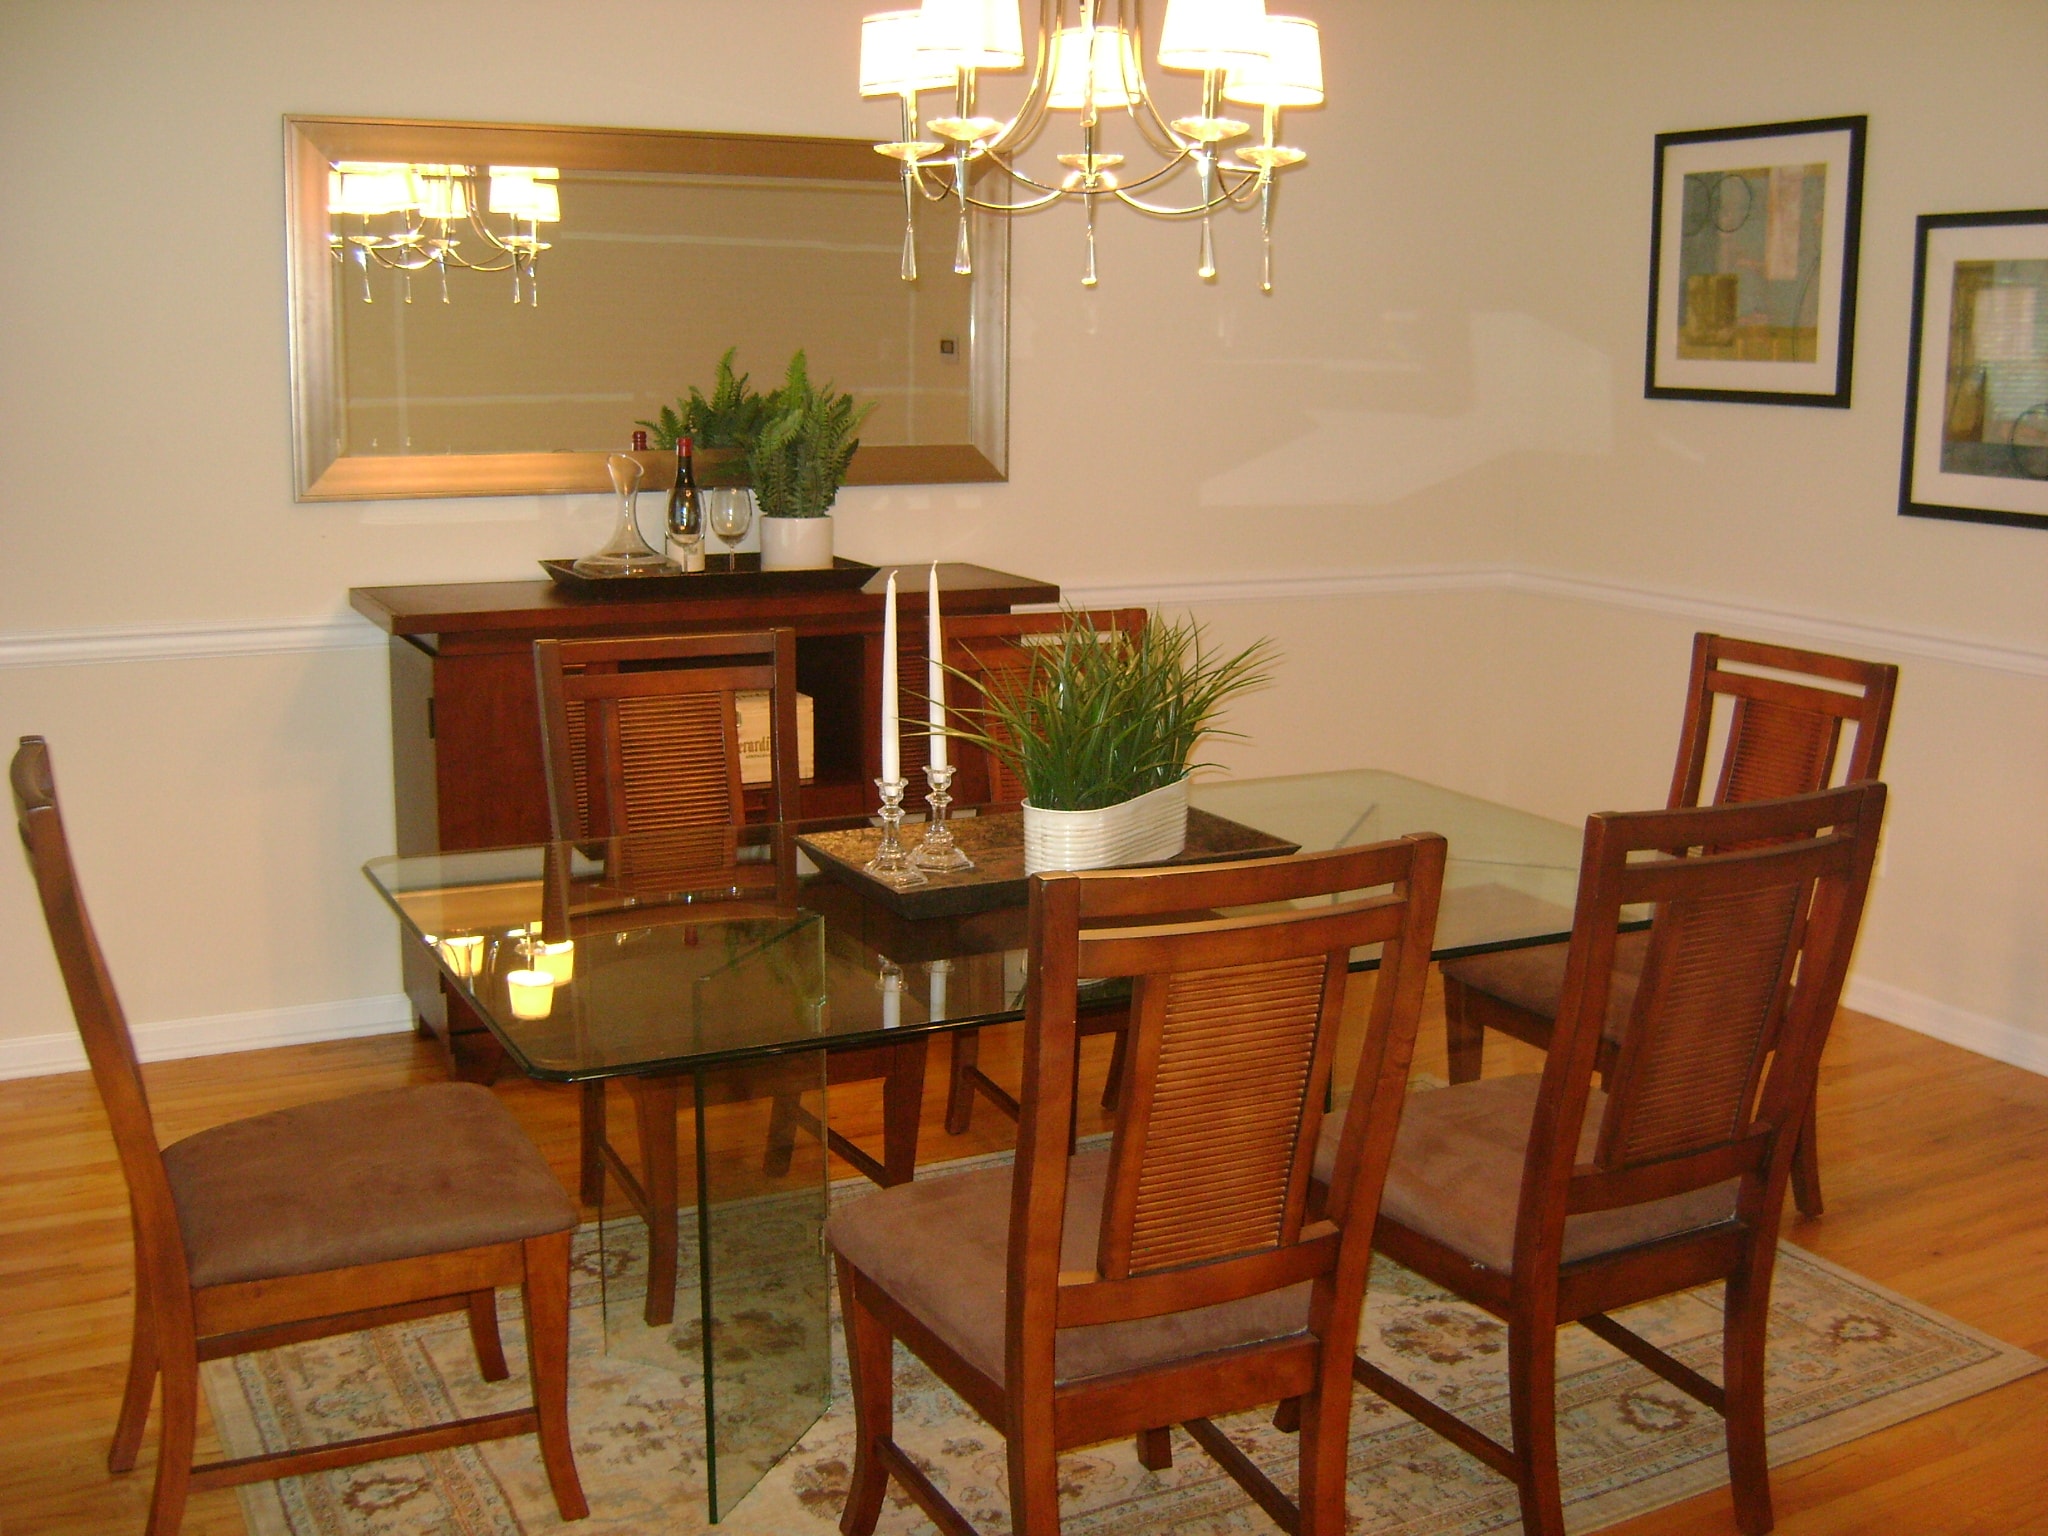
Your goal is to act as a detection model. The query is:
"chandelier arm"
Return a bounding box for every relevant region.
[979,0,1060,159]
[1108,171,1261,218]
[1113,1,1202,159]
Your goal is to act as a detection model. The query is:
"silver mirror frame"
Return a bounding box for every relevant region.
[285,116,1009,501]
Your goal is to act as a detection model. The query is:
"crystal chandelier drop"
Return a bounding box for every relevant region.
[858,0,1323,289]
[326,162,561,304]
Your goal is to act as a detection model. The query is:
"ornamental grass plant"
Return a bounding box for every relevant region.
[949,611,1275,812]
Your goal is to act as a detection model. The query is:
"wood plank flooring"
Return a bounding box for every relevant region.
[1,983,2043,1535]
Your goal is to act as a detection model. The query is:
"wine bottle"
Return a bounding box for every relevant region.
[667,435,705,573]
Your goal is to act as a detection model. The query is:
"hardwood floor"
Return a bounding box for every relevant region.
[1,983,2044,1535]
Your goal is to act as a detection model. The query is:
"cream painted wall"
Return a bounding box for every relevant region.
[2,1,2045,1072]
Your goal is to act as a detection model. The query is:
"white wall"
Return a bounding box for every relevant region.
[3,1,2045,1074]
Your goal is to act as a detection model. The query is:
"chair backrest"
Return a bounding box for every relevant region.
[11,737,192,1296]
[943,608,1147,806]
[1523,782,1885,1267]
[534,629,800,838]
[1670,633,1897,810]
[1010,838,1445,1376]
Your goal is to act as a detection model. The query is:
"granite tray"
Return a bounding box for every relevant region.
[798,807,1300,919]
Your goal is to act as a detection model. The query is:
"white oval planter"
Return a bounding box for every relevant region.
[1022,776,1190,874]
[758,515,834,570]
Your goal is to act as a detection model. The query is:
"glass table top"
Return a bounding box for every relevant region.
[362,769,1598,1085]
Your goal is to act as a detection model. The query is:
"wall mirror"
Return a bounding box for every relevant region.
[286,116,1008,500]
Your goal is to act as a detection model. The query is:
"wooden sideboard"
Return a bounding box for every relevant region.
[349,564,1060,1074]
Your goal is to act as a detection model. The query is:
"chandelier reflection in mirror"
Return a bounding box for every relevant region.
[859,0,1322,290]
[326,162,560,304]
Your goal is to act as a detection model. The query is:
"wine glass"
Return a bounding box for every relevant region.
[705,488,755,571]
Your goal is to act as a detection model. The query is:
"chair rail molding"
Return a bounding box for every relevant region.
[1066,566,2048,682]
[4,571,2044,679]
[0,615,385,669]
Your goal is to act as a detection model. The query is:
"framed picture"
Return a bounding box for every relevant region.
[1645,115,1867,408]
[1900,209,2048,530]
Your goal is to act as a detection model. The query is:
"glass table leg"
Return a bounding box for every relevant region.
[694,1054,831,1520]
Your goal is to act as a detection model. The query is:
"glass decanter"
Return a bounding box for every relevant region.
[573,453,676,576]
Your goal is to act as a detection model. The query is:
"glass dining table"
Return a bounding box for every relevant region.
[362,768,1595,1521]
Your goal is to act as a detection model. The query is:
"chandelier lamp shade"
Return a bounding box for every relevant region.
[325,162,560,304]
[858,0,1323,289]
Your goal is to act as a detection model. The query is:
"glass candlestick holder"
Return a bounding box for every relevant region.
[863,777,929,889]
[911,763,974,872]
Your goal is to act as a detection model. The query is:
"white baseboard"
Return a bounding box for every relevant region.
[0,993,416,1080]
[1844,976,2048,1078]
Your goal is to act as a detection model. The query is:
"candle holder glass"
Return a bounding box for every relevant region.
[910,763,974,871]
[863,777,930,889]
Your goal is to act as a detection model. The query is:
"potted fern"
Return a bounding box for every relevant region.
[949,612,1275,872]
[748,351,877,570]
[636,346,767,488]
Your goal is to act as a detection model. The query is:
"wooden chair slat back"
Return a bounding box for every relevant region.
[1670,633,1899,812]
[1599,879,1805,1166]
[942,609,1147,806]
[10,737,189,1290]
[1536,785,1885,1220]
[1106,950,1337,1277]
[1017,838,1445,1339]
[536,632,798,890]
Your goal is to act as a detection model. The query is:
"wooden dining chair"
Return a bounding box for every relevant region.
[11,736,587,1536]
[937,606,1149,1134]
[534,632,928,1310]
[1440,632,1897,1215]
[830,835,1447,1536]
[1334,783,1885,1536]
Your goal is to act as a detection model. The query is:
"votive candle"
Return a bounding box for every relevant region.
[507,969,554,1020]
[535,939,575,984]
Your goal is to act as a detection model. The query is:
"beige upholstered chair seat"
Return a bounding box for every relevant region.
[1314,1074,1737,1273]
[164,1082,578,1289]
[1439,930,1649,1045]
[826,1148,1311,1384]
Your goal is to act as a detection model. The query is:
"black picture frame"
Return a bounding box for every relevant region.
[1645,115,1867,408]
[1899,208,2048,531]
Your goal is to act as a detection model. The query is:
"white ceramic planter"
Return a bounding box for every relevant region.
[1022,776,1190,874]
[758,515,835,570]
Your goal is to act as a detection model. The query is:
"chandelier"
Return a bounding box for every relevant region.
[858,0,1323,290]
[326,162,561,305]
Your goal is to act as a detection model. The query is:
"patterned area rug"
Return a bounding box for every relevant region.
[206,1160,2042,1536]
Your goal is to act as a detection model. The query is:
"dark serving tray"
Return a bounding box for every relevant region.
[540,555,878,599]
[798,807,1301,920]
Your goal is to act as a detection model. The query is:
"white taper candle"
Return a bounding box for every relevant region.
[927,562,948,771]
[881,571,901,783]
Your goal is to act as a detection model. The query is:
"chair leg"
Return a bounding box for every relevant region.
[944,1028,981,1134]
[521,1230,589,1522]
[578,1081,607,1207]
[630,1077,682,1328]
[838,1266,894,1536]
[466,1289,509,1381]
[1007,1409,1063,1536]
[1271,1396,1302,1433]
[1790,1087,1824,1218]
[1137,1426,1173,1469]
[764,1093,801,1176]
[109,1255,158,1474]
[1506,1313,1566,1536]
[1296,1371,1354,1536]
[879,1038,928,1185]
[143,1303,198,1536]
[1723,1256,1778,1535]
[1443,974,1486,1085]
